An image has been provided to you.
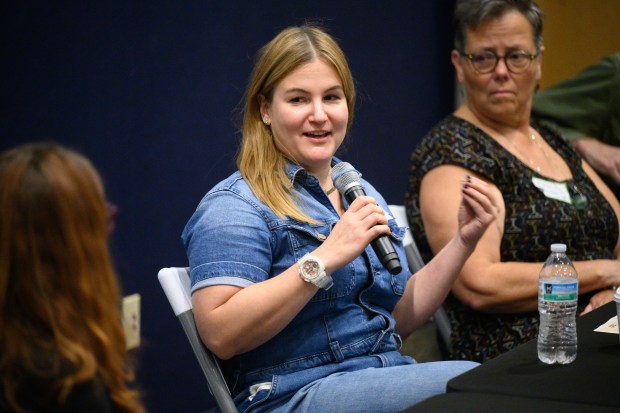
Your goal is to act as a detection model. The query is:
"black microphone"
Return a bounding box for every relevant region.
[332,162,402,275]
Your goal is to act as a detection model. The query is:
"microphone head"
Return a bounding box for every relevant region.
[332,162,362,194]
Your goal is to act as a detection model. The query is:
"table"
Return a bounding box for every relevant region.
[400,392,619,413]
[446,301,620,408]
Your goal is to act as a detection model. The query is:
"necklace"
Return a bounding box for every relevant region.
[500,130,546,173]
[498,128,588,210]
[324,166,336,195]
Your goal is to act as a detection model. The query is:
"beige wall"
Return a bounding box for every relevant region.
[537,0,620,90]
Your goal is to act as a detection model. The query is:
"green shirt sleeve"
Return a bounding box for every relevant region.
[531,52,620,145]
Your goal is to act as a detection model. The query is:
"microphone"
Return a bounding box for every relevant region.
[332,162,402,275]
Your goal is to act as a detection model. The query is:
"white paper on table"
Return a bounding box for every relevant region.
[594,316,619,334]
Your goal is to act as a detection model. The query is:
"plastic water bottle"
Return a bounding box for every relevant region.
[537,243,578,364]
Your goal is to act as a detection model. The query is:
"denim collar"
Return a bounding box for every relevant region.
[285,156,359,186]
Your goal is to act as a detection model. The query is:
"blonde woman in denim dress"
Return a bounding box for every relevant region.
[182,25,499,412]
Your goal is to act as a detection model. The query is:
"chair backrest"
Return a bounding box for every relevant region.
[388,205,452,352]
[158,267,238,413]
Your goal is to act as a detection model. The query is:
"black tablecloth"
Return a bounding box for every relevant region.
[400,392,620,413]
[447,301,620,407]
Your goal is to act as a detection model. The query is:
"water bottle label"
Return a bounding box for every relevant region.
[542,282,578,301]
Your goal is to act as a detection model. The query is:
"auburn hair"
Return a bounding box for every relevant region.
[0,142,143,412]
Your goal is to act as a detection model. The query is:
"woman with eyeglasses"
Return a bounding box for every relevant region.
[405,0,620,363]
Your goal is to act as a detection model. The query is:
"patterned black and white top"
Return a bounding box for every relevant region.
[405,115,618,363]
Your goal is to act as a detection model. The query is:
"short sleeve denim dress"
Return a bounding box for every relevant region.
[182,159,415,411]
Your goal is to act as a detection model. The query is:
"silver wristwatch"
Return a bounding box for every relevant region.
[298,253,333,290]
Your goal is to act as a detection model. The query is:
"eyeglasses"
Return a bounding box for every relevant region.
[458,50,539,74]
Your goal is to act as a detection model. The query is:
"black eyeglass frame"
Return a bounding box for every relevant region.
[458,49,540,74]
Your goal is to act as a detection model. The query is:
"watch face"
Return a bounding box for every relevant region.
[302,260,320,280]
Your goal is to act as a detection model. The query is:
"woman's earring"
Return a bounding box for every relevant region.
[263,117,271,126]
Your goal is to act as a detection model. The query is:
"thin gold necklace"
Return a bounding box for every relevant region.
[499,128,548,174]
[323,167,336,195]
[498,127,588,209]
[324,186,336,195]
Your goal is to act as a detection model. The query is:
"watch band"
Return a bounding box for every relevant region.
[314,273,334,290]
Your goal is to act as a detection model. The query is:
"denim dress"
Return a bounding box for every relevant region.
[182,160,416,412]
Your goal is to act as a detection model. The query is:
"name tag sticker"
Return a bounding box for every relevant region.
[532,176,572,204]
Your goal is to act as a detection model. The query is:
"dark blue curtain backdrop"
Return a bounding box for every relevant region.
[2,1,456,411]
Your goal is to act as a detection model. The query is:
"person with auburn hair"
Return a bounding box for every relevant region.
[0,142,144,413]
[182,25,499,412]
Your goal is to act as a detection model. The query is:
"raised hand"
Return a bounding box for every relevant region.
[457,175,500,247]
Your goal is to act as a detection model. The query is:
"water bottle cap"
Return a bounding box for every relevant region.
[550,243,566,253]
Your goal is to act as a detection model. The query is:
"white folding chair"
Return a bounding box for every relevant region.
[388,205,452,353]
[158,267,238,413]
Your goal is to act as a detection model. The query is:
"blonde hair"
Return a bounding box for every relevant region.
[0,142,144,413]
[237,25,356,223]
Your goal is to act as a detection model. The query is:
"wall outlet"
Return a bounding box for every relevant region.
[122,293,141,350]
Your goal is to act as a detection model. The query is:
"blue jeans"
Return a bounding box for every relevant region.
[241,360,478,413]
